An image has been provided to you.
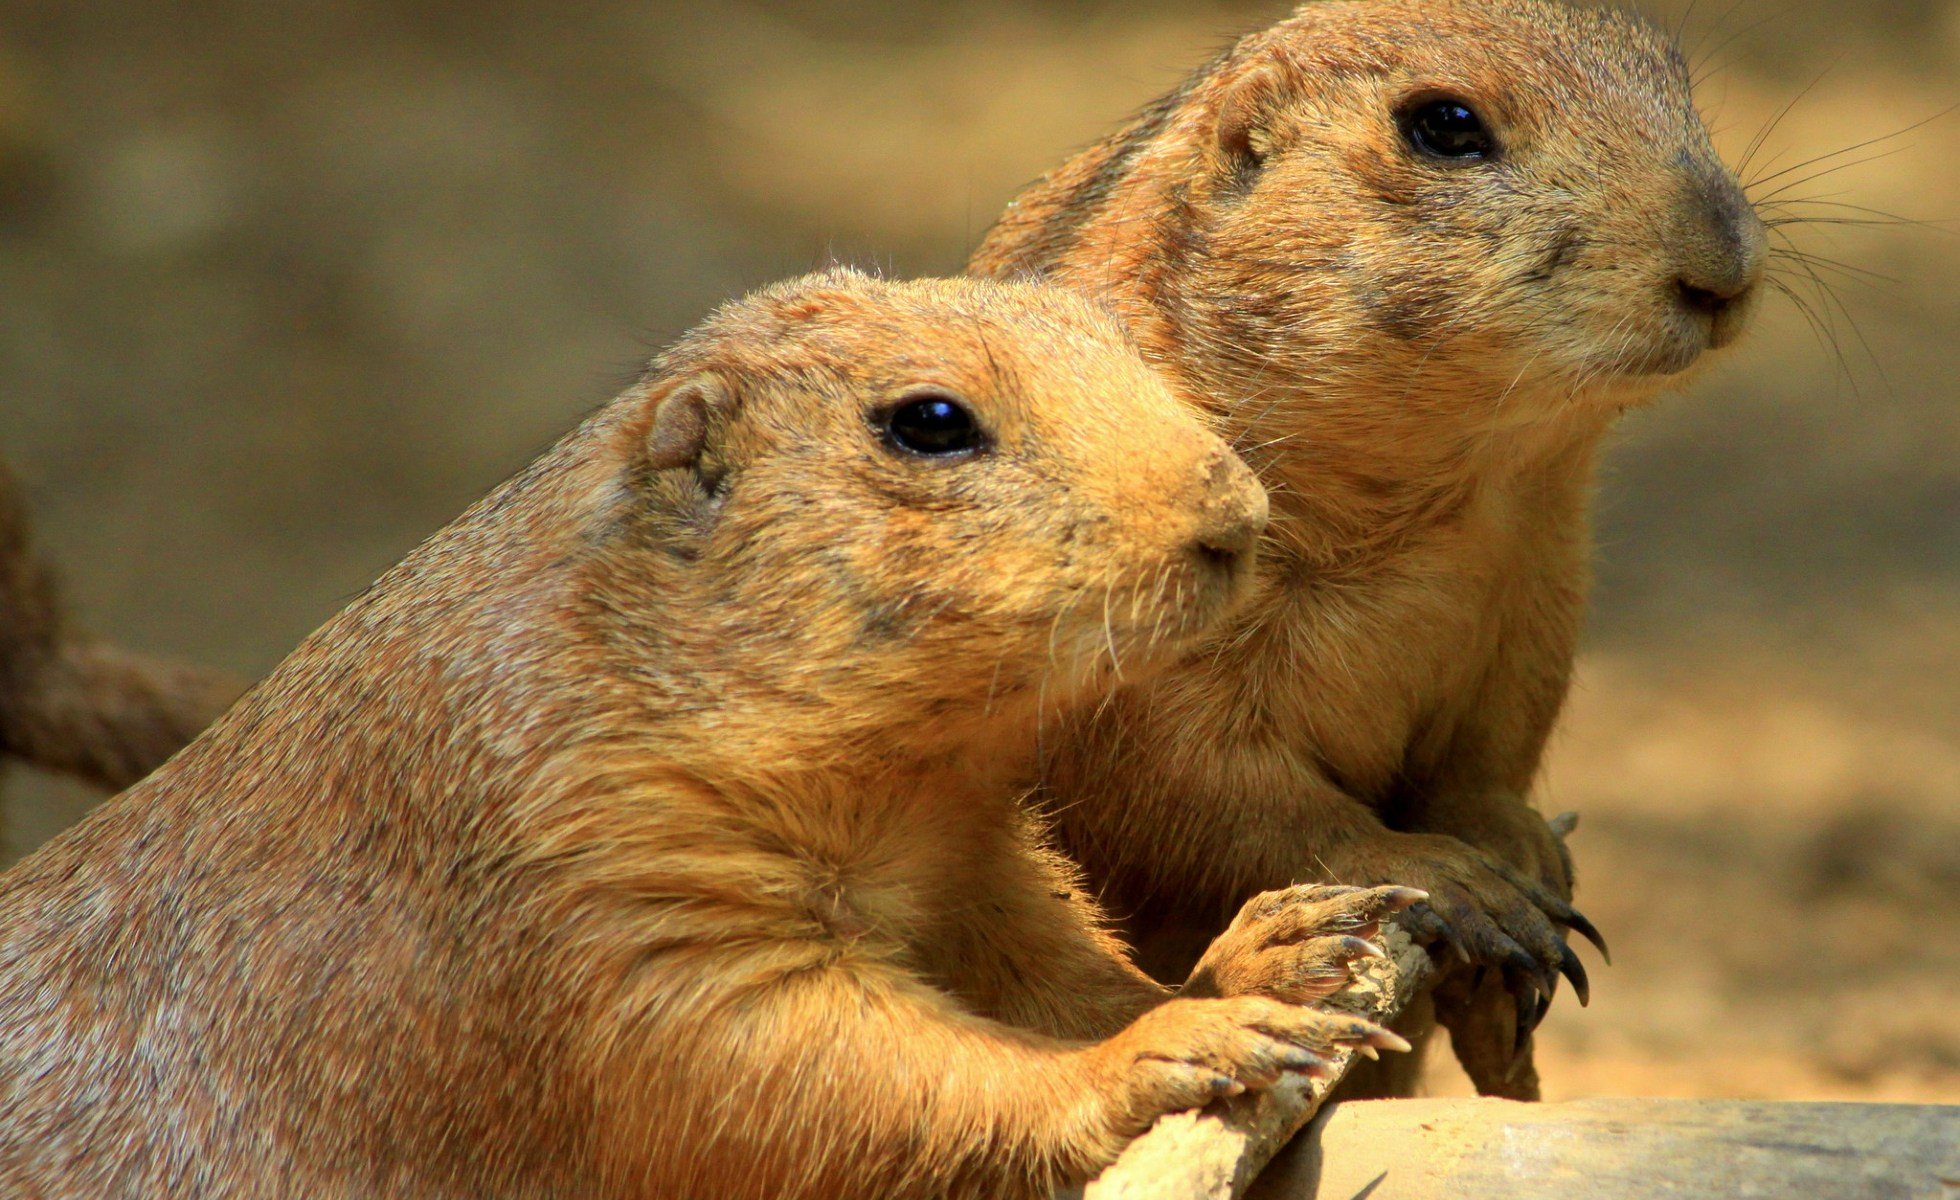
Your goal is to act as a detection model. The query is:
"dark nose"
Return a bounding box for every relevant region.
[1193,521,1258,572]
[1674,276,1749,319]
[1189,448,1267,573]
[1672,167,1767,343]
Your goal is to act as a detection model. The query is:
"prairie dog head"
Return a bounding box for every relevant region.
[593,270,1266,749]
[1080,0,1767,425]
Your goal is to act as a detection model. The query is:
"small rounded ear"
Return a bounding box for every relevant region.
[1214,63,1288,183]
[643,374,727,472]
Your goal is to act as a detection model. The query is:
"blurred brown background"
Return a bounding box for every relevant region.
[1,0,1954,1102]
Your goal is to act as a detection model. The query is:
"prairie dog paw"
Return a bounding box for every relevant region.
[1181,884,1426,1003]
[1327,831,1608,1050]
[1090,996,1408,1135]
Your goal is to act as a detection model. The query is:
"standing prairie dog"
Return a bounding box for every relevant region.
[971,0,1767,1096]
[0,270,1416,1199]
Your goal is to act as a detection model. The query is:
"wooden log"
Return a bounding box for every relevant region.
[1251,1098,1960,1200]
[1063,919,1435,1200]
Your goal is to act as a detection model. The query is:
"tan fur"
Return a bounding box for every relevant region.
[0,464,243,793]
[969,0,1767,1097]
[0,270,1416,1199]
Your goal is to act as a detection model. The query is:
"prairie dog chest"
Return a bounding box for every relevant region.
[1247,488,1535,793]
[781,769,1025,951]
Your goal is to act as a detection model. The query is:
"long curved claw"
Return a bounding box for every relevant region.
[1507,937,1561,1014]
[1529,989,1553,1034]
[1558,942,1592,1007]
[1491,857,1612,967]
[1375,885,1430,913]
[1563,909,1611,965]
[1405,901,1471,963]
[1509,975,1539,1055]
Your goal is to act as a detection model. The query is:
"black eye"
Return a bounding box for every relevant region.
[1403,98,1495,161]
[883,391,987,457]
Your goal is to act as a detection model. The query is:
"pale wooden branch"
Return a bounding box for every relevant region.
[1063,920,1434,1200]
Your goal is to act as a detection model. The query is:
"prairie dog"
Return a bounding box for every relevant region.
[971,0,1765,1096]
[0,270,1413,1199]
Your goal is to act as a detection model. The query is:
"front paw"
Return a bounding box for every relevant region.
[1086,996,1409,1137]
[1325,831,1607,1049]
[1407,789,1581,906]
[1452,798,1581,904]
[1180,884,1426,1003]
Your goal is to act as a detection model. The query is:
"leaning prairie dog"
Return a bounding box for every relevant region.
[971,0,1767,1097]
[0,270,1418,1200]
[0,465,243,793]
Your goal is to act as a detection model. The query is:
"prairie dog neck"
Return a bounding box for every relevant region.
[1212,366,1613,575]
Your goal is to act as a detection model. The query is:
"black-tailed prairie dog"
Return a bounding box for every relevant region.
[0,270,1416,1200]
[971,0,1766,1097]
